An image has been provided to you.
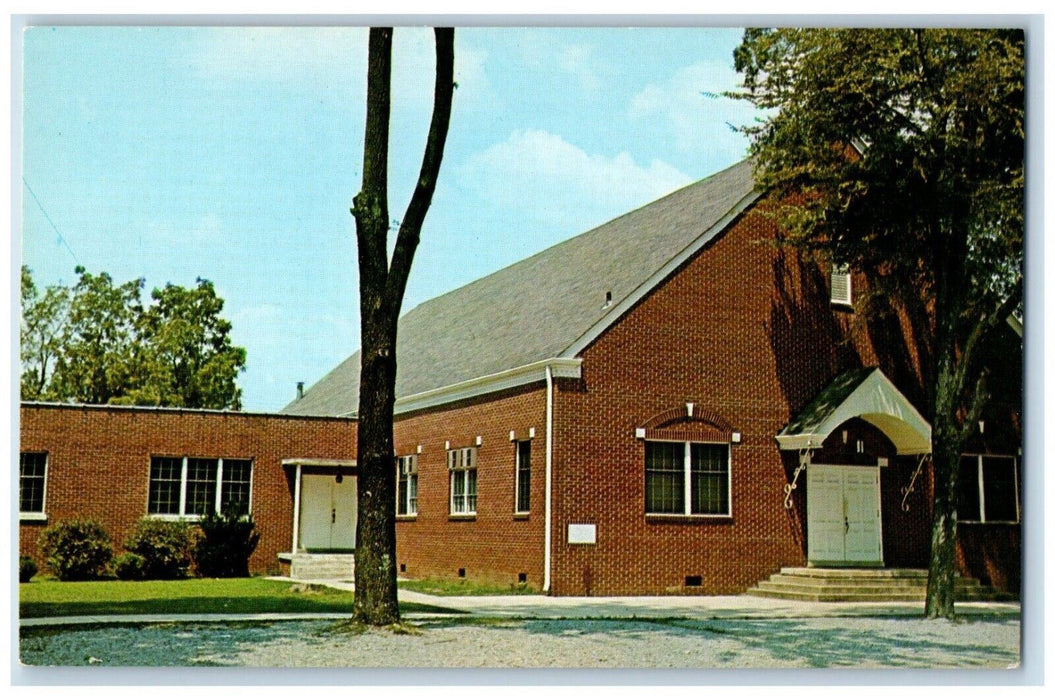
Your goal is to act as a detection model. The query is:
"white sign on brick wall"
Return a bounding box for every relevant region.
[567,523,596,545]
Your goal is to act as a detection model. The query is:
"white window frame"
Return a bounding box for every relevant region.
[515,439,531,514]
[19,451,48,521]
[448,447,478,515]
[831,264,852,306]
[644,440,732,518]
[397,454,418,516]
[148,456,253,521]
[960,453,1020,524]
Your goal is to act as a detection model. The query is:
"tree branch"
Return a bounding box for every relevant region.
[958,370,989,443]
[385,27,455,313]
[951,282,1023,407]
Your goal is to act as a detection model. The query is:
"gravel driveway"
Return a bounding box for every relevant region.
[19,615,1020,669]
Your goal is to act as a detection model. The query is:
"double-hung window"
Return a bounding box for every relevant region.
[19,452,48,518]
[958,454,1019,523]
[515,440,531,514]
[645,441,730,516]
[397,455,418,516]
[148,456,253,518]
[448,447,477,515]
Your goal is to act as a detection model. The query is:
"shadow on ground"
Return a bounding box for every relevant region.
[19,615,1020,669]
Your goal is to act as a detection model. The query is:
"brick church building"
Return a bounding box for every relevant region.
[19,158,1021,595]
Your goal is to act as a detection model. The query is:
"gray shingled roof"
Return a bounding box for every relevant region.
[282,158,757,417]
[777,367,878,438]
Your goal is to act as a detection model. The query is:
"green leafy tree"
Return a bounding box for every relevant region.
[350,27,455,625]
[19,267,246,409]
[134,279,247,410]
[48,266,144,405]
[20,265,70,400]
[733,28,1024,618]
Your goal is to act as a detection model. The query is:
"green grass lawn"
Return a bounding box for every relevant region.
[398,577,538,596]
[20,577,457,618]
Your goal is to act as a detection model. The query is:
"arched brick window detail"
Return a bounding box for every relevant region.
[636,405,734,443]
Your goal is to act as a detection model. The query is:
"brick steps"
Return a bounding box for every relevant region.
[746,567,1015,602]
[289,553,356,581]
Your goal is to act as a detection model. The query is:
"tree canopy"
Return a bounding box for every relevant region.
[732,28,1024,618]
[734,28,1023,313]
[20,266,246,410]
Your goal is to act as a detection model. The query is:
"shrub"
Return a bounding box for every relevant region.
[37,518,112,581]
[114,552,147,580]
[19,555,38,583]
[124,518,192,579]
[193,509,260,578]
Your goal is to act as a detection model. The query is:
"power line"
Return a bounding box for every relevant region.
[22,177,80,266]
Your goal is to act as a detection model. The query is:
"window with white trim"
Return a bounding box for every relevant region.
[831,264,852,305]
[515,440,531,513]
[645,441,730,516]
[958,454,1019,523]
[148,456,253,517]
[397,455,418,516]
[19,452,48,516]
[448,447,478,515]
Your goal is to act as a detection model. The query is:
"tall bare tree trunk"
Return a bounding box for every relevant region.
[351,27,454,626]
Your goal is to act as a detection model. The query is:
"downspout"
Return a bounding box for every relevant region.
[543,364,554,593]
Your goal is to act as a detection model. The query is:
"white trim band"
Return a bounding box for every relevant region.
[393,357,582,416]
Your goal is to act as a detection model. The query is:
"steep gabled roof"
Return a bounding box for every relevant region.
[283,158,758,417]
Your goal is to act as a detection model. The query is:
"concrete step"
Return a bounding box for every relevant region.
[753,581,926,597]
[289,553,355,581]
[768,573,929,588]
[779,567,928,579]
[746,567,1014,602]
[745,587,925,602]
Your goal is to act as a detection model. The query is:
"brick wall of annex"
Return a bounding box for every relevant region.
[548,198,935,596]
[392,384,548,591]
[18,404,356,575]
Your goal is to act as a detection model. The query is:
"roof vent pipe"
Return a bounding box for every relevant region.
[602,290,612,309]
[296,381,304,400]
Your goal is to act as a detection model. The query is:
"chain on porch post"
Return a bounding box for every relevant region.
[900,453,931,512]
[784,448,813,509]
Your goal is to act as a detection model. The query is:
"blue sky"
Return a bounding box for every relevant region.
[19,26,760,412]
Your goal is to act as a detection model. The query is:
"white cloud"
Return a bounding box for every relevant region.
[514,33,601,93]
[629,60,757,163]
[460,129,692,231]
[557,43,600,92]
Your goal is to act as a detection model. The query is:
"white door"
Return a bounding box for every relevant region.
[299,473,357,552]
[807,464,882,565]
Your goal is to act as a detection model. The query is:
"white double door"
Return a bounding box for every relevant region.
[807,464,883,566]
[298,473,357,552]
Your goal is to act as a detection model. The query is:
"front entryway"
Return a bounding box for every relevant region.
[806,464,882,566]
[298,472,357,552]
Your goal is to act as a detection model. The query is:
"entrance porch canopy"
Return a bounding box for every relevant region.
[776,367,931,455]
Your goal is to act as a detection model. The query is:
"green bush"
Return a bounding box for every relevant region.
[37,518,113,581]
[124,518,192,579]
[19,555,38,583]
[193,509,260,578]
[114,552,147,580]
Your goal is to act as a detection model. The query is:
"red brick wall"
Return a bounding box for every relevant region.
[956,524,1021,592]
[19,404,356,575]
[392,385,548,590]
[547,200,934,595]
